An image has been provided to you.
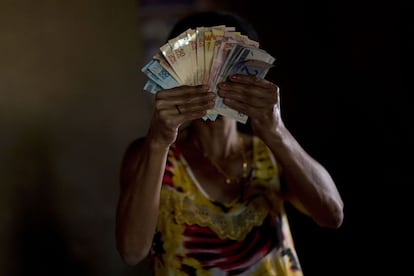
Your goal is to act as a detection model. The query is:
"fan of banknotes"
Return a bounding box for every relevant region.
[141,25,275,124]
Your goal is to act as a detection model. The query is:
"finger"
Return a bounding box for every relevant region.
[218,82,278,108]
[223,96,277,120]
[156,92,215,115]
[157,97,215,123]
[156,88,215,109]
[220,75,278,95]
[173,98,215,116]
[228,74,277,90]
[221,97,252,116]
[156,85,209,101]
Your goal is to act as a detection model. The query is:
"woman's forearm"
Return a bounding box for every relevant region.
[116,138,169,265]
[264,125,344,228]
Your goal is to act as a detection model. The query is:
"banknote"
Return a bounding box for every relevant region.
[195,27,205,85]
[141,25,275,123]
[142,59,180,89]
[153,52,182,84]
[215,59,275,123]
[143,79,162,94]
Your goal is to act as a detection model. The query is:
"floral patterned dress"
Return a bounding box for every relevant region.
[148,136,303,276]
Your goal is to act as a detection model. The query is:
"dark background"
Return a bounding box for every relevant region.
[1,0,410,275]
[204,1,412,274]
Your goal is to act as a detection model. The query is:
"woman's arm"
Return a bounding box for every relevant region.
[218,74,344,228]
[116,136,169,265]
[116,85,215,266]
[263,125,344,228]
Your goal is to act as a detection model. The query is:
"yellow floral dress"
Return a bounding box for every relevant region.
[148,136,303,276]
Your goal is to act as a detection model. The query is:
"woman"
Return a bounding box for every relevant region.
[116,11,344,275]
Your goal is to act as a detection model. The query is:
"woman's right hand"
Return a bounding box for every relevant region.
[146,85,216,149]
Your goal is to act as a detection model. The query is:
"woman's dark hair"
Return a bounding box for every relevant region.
[167,10,260,43]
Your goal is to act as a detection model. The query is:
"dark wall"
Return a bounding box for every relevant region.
[0,1,152,275]
[209,0,411,275]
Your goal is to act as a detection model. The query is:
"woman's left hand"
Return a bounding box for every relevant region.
[217,74,283,139]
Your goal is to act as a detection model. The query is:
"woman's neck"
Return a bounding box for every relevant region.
[189,117,240,159]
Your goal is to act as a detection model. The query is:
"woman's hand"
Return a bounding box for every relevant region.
[147,85,216,148]
[217,74,283,139]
